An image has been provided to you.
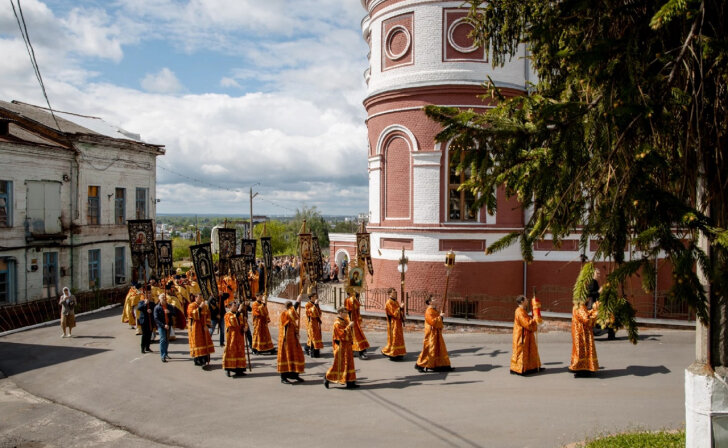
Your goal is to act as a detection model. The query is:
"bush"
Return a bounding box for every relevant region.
[578,430,684,448]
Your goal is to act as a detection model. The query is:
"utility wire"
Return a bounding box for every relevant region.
[10,0,63,132]
[157,164,297,214]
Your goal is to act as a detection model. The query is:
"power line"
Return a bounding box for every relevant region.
[10,0,62,132]
[157,164,297,214]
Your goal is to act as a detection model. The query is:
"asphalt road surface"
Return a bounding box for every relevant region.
[0,308,693,448]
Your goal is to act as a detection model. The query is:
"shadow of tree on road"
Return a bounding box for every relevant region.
[598,365,671,379]
[0,342,108,376]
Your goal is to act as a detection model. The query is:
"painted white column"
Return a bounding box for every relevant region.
[412,151,441,224]
[368,156,382,224]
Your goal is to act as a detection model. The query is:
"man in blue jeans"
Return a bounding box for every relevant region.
[209,292,229,347]
[153,294,172,362]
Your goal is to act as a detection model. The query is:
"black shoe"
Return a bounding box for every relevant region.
[359,351,368,360]
[304,347,311,355]
[164,355,170,361]
[141,348,146,354]
[252,349,259,354]
[146,347,152,352]
[233,371,246,377]
[293,375,305,383]
[226,370,231,377]
[415,364,425,373]
[346,382,360,389]
[281,378,292,385]
[162,358,167,363]
[323,379,329,389]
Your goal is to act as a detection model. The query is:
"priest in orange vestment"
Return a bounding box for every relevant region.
[278,296,305,384]
[381,288,406,360]
[324,307,359,389]
[251,293,275,354]
[570,301,599,377]
[223,302,247,377]
[187,295,214,368]
[510,295,542,375]
[345,291,370,359]
[415,298,453,372]
[305,293,323,358]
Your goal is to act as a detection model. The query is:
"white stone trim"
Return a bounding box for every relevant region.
[384,25,412,60]
[366,104,493,123]
[447,17,478,53]
[329,233,357,243]
[375,124,419,155]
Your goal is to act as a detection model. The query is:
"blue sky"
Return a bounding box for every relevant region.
[0,0,370,216]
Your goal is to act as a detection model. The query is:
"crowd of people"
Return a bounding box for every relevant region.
[112,265,608,389]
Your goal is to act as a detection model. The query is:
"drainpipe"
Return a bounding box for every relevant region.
[70,147,81,291]
[523,260,527,297]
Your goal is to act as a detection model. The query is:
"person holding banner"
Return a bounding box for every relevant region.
[510,295,543,375]
[251,293,275,354]
[345,291,370,359]
[324,307,359,389]
[305,292,323,358]
[278,296,305,384]
[415,297,453,372]
[187,295,215,368]
[223,301,248,377]
[382,288,406,360]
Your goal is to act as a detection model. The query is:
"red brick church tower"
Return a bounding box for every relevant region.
[359,0,535,303]
[329,0,674,319]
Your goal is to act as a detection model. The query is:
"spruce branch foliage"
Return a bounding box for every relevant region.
[425,0,728,342]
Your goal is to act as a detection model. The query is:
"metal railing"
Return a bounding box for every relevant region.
[0,286,129,333]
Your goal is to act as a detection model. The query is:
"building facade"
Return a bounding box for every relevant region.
[345,0,675,319]
[0,100,164,304]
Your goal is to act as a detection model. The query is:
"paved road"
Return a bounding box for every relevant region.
[0,308,693,448]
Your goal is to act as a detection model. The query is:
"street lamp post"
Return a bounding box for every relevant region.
[397,247,408,315]
[443,250,456,317]
[249,183,260,238]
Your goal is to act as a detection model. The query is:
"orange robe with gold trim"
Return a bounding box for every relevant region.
[345,295,370,351]
[252,300,274,352]
[510,307,541,374]
[381,298,406,357]
[122,286,142,326]
[218,275,237,306]
[187,302,214,358]
[569,304,599,372]
[223,311,247,370]
[325,317,356,384]
[416,307,451,369]
[305,301,323,350]
[277,306,305,374]
[249,271,259,298]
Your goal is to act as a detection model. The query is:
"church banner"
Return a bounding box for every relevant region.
[217,228,236,274]
[189,243,218,301]
[230,254,252,301]
[298,232,315,283]
[357,227,374,276]
[260,236,273,292]
[127,219,156,280]
[155,240,173,277]
[312,235,323,281]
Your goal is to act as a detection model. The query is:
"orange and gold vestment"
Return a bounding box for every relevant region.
[416,307,451,369]
[510,307,541,374]
[345,295,370,352]
[569,304,599,372]
[305,301,323,350]
[223,311,247,370]
[277,306,305,374]
[252,300,275,352]
[187,302,214,358]
[325,317,356,384]
[381,298,406,357]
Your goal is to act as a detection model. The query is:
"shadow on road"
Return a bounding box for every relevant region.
[361,389,484,448]
[598,365,671,379]
[449,364,500,374]
[0,342,108,376]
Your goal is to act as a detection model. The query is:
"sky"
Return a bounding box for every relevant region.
[0,0,370,216]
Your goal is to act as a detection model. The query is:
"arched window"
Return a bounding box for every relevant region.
[448,150,476,222]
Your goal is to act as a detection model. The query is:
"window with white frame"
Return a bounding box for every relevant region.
[447,151,477,222]
[0,258,16,303]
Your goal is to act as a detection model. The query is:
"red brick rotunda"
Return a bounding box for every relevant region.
[345,0,677,321]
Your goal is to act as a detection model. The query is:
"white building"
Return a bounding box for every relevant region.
[0,100,164,303]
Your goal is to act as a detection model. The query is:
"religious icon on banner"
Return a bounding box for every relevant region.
[356,224,374,276]
[190,243,218,301]
[241,239,257,262]
[127,220,155,254]
[348,266,365,289]
[217,228,236,274]
[155,240,173,277]
[230,255,252,300]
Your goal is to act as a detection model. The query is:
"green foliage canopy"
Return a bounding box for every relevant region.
[425,0,728,346]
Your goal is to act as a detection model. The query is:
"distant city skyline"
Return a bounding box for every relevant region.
[0,0,370,215]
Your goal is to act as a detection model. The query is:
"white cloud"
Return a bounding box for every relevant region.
[0,0,371,215]
[219,77,241,88]
[140,68,183,93]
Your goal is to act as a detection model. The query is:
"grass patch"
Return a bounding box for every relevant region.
[577,430,684,447]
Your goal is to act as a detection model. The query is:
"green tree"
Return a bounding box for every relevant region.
[253,220,295,256]
[287,206,329,253]
[425,0,727,350]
